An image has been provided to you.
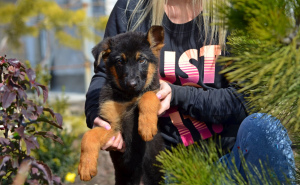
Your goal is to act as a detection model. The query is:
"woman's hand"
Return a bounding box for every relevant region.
[156,80,172,115]
[92,81,171,151]
[93,117,125,152]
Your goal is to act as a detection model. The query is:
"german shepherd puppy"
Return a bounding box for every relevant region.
[78,26,165,185]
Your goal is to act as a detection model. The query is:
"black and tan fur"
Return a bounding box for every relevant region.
[78,26,165,185]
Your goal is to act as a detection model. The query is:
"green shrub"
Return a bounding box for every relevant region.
[157,140,294,185]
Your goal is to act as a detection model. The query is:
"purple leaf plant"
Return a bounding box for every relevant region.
[0,56,63,184]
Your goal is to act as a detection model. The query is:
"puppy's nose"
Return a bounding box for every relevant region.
[128,79,137,88]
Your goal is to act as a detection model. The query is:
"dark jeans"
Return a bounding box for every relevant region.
[165,113,296,184]
[221,113,296,184]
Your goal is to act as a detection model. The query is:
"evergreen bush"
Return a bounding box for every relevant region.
[218,0,300,132]
[158,0,299,184]
[157,141,293,185]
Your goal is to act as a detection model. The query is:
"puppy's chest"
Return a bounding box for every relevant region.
[99,96,138,123]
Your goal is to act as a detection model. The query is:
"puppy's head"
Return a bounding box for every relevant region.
[92,26,164,94]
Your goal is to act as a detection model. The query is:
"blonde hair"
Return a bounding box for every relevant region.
[126,0,227,47]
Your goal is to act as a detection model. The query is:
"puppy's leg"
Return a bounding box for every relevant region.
[138,91,161,141]
[78,100,126,181]
[78,127,116,181]
[142,138,165,185]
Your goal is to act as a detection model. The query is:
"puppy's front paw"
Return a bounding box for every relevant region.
[138,91,160,141]
[78,152,98,181]
[138,116,158,141]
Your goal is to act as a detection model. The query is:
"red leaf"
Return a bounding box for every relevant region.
[7,59,21,68]
[21,109,31,120]
[32,161,53,184]
[14,68,20,77]
[34,131,63,145]
[0,171,6,176]
[2,91,16,109]
[1,136,15,153]
[21,108,38,121]
[12,157,20,168]
[31,167,39,175]
[9,77,22,88]
[41,108,63,128]
[0,137,10,145]
[24,136,39,155]
[54,113,63,127]
[36,106,43,115]
[19,72,26,81]
[25,68,36,82]
[17,89,27,100]
[43,108,55,117]
[36,117,63,129]
[31,82,40,96]
[0,155,11,171]
[15,126,25,138]
[0,84,9,93]
[37,83,48,103]
[53,175,62,185]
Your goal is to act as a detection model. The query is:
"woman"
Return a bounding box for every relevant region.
[85,0,295,183]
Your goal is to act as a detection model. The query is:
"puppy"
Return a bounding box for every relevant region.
[78,26,165,185]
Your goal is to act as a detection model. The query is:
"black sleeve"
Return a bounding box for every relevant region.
[169,84,248,125]
[84,0,130,128]
[85,65,106,128]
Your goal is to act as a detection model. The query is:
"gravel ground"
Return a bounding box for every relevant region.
[73,150,115,185]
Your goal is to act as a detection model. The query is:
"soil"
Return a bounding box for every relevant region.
[73,150,115,185]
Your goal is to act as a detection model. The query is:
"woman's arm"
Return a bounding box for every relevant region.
[157,81,248,125]
[85,0,130,128]
[169,83,248,125]
[84,68,107,128]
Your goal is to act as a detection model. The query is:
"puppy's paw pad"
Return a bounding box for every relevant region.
[138,125,157,141]
[78,156,98,181]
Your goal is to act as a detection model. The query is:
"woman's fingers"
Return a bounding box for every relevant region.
[93,117,111,130]
[93,117,125,152]
[158,93,171,115]
[101,132,125,152]
[116,133,124,150]
[156,81,172,115]
[112,132,122,149]
[101,135,116,150]
[156,81,171,99]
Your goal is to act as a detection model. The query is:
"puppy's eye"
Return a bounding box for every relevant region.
[115,58,123,65]
[139,59,147,64]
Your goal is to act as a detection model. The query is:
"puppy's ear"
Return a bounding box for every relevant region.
[147,26,164,57]
[92,38,112,72]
